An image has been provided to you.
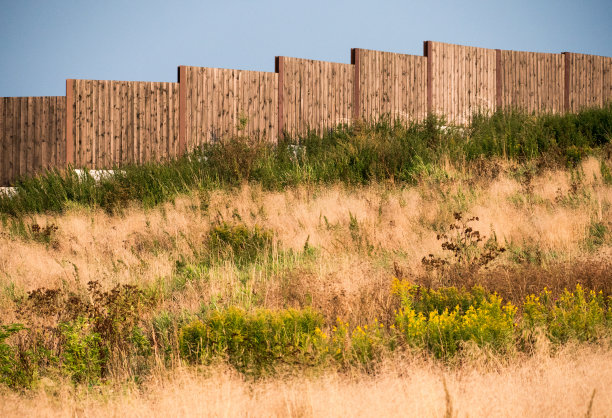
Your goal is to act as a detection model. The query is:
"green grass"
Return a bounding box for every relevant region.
[1,106,611,216]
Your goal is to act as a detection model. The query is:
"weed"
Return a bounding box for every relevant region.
[207,222,274,267]
[421,213,505,283]
[583,221,609,252]
[179,307,325,375]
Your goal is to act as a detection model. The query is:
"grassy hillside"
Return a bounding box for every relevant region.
[1,108,611,416]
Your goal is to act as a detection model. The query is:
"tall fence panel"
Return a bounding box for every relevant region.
[277,57,353,137]
[180,66,278,149]
[605,57,612,105]
[565,53,612,112]
[0,97,65,186]
[69,80,179,168]
[353,49,427,123]
[426,41,497,125]
[498,50,564,114]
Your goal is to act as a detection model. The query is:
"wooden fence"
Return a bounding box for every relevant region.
[2,41,612,185]
[565,53,612,112]
[67,80,179,169]
[180,66,277,149]
[425,41,498,125]
[0,97,65,186]
[353,48,427,123]
[277,57,354,137]
[497,50,565,114]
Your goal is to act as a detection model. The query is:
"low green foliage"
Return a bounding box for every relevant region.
[59,318,105,385]
[179,307,325,375]
[1,106,611,216]
[1,279,611,389]
[583,221,609,252]
[0,324,32,388]
[328,319,387,371]
[207,222,274,267]
[522,285,611,344]
[392,279,516,358]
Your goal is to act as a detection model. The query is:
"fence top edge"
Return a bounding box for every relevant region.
[181,65,277,76]
[0,96,66,100]
[353,48,427,59]
[69,78,179,85]
[278,56,353,66]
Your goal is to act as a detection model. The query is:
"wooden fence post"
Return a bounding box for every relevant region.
[424,41,433,115]
[351,48,361,120]
[178,66,187,155]
[65,79,75,167]
[563,52,571,113]
[275,56,284,140]
[496,49,502,110]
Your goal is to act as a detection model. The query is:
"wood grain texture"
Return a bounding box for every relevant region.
[356,48,427,123]
[279,57,353,137]
[182,66,278,148]
[428,41,497,125]
[566,53,609,112]
[71,80,179,168]
[498,50,564,114]
[0,96,65,185]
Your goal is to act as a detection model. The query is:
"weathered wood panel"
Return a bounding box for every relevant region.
[181,66,277,149]
[0,96,65,186]
[279,57,353,137]
[354,49,427,123]
[427,41,497,125]
[604,56,612,106]
[69,80,179,168]
[498,50,564,114]
[566,52,611,112]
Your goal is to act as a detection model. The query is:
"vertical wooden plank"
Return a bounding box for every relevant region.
[118,81,124,165]
[76,80,83,167]
[204,67,209,145]
[58,97,65,168]
[94,81,101,168]
[425,42,432,115]
[352,49,360,120]
[178,66,187,155]
[8,99,16,183]
[102,81,109,168]
[87,81,94,168]
[0,98,5,185]
[196,68,203,147]
[564,52,571,112]
[495,49,502,110]
[130,82,137,164]
[109,81,116,166]
[65,80,75,167]
[40,97,47,172]
[6,98,14,184]
[25,97,33,177]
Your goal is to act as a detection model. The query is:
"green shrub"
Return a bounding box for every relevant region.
[393,279,517,359]
[0,324,33,388]
[179,307,325,374]
[394,293,516,359]
[59,318,105,385]
[522,285,610,344]
[328,319,386,371]
[392,278,489,315]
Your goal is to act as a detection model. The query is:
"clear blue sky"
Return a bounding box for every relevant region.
[1,0,611,97]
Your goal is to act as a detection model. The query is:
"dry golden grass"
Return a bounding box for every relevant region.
[1,346,610,417]
[0,157,610,324]
[1,157,611,415]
